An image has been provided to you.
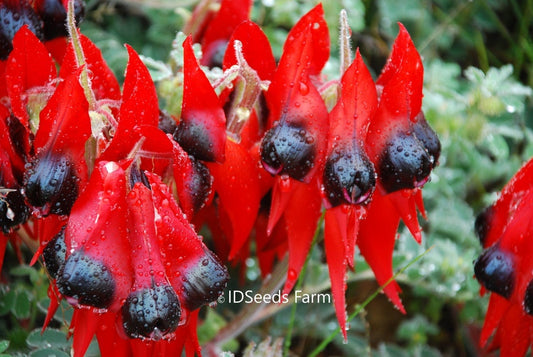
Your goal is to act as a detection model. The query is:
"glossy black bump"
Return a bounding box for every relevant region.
[0,188,29,234]
[474,244,515,299]
[413,112,441,168]
[36,0,85,41]
[24,153,79,216]
[122,284,181,339]
[323,147,376,207]
[187,158,212,213]
[523,280,533,315]
[475,205,494,247]
[181,249,229,311]
[260,122,316,181]
[43,226,66,279]
[0,1,43,60]
[173,119,216,162]
[57,250,115,309]
[379,131,432,193]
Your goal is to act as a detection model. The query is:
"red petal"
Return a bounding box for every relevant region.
[324,208,348,340]
[127,182,171,289]
[64,161,133,312]
[498,303,531,356]
[222,20,276,81]
[357,190,405,312]
[34,70,90,156]
[282,178,322,294]
[178,36,226,163]
[44,37,69,64]
[42,284,61,332]
[283,4,329,78]
[480,293,509,347]
[6,25,56,128]
[207,140,261,260]
[71,309,100,357]
[376,23,423,121]
[100,45,159,161]
[95,312,132,357]
[387,189,422,243]
[329,50,377,145]
[482,158,533,248]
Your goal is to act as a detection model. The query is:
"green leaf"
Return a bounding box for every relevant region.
[10,265,41,284]
[13,290,32,319]
[0,289,16,316]
[27,328,70,350]
[0,340,8,353]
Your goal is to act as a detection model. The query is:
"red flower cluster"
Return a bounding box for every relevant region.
[184,0,440,341]
[474,158,533,356]
[0,0,440,355]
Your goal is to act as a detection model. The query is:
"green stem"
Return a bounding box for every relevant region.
[283,210,325,355]
[67,0,97,110]
[308,246,434,357]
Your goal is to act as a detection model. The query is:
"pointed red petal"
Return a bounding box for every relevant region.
[6,25,56,128]
[177,36,226,163]
[42,284,61,332]
[223,20,276,81]
[34,70,90,155]
[387,190,422,243]
[100,45,159,161]
[267,176,295,234]
[357,190,405,312]
[482,158,533,248]
[283,4,329,78]
[208,140,260,260]
[71,309,99,357]
[414,189,427,219]
[479,293,508,346]
[325,208,348,340]
[498,303,531,356]
[377,23,423,121]
[329,49,377,143]
[283,178,322,294]
[63,161,133,312]
[95,312,131,357]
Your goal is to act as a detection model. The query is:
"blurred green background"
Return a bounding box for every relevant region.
[1,0,532,356]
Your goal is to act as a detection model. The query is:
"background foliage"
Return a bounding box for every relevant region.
[1,0,532,355]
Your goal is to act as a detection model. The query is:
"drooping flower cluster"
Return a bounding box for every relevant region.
[474,158,533,356]
[179,0,440,341]
[0,0,440,355]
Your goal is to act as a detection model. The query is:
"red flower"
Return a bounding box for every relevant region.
[323,49,378,339]
[474,158,533,356]
[258,4,330,294]
[358,23,439,312]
